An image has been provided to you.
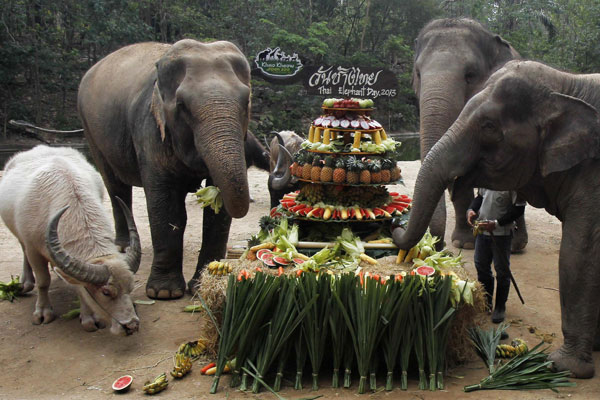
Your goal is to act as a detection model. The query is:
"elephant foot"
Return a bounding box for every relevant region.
[146,269,186,300]
[511,232,528,253]
[549,347,595,379]
[451,227,475,249]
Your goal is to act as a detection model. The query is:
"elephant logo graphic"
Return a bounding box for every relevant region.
[254,47,303,79]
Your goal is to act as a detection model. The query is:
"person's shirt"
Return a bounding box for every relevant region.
[476,189,526,236]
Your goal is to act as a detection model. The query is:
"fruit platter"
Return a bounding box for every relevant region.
[301,98,400,154]
[279,188,411,221]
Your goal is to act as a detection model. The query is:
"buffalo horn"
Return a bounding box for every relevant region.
[46,206,110,285]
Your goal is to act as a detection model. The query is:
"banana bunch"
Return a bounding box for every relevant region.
[177,339,206,360]
[171,353,193,379]
[496,338,528,358]
[207,261,232,276]
[142,373,168,395]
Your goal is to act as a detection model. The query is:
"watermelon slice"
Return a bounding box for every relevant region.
[273,256,291,267]
[256,249,272,260]
[415,265,436,276]
[262,256,276,268]
[292,258,306,265]
[112,375,133,392]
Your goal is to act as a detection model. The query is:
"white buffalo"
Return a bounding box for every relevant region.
[0,145,141,335]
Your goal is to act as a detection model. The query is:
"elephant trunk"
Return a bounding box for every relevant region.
[419,73,467,159]
[393,124,473,249]
[194,100,250,218]
[269,132,293,191]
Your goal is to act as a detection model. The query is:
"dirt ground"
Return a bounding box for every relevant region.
[0,160,599,400]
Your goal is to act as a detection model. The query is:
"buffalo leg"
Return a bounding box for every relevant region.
[144,179,187,300]
[20,243,35,293]
[27,250,55,324]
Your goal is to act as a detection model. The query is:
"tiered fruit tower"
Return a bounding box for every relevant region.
[279,98,411,223]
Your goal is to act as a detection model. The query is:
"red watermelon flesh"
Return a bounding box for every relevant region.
[112,375,133,391]
[293,258,306,265]
[415,266,436,276]
[273,256,291,266]
[256,249,272,260]
[262,256,276,268]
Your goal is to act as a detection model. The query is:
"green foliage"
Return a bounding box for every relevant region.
[2,1,600,139]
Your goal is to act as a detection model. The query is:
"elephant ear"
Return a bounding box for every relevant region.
[493,35,520,65]
[151,82,167,142]
[539,92,600,177]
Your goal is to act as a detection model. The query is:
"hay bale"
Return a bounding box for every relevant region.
[195,257,487,364]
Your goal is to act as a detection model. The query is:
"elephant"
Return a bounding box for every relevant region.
[393,59,600,378]
[245,130,271,173]
[267,130,304,208]
[413,18,528,251]
[77,39,251,299]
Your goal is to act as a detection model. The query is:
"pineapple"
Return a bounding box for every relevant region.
[302,154,314,180]
[380,159,392,182]
[310,155,322,181]
[346,156,360,184]
[390,161,402,181]
[290,152,301,177]
[370,159,382,183]
[320,156,334,182]
[359,159,371,184]
[333,157,347,183]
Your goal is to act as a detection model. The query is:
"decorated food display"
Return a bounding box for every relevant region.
[196,98,495,396]
[280,97,406,224]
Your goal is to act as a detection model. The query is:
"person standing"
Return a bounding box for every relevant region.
[467,189,526,323]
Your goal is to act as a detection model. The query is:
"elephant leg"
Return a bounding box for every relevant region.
[86,144,133,251]
[511,213,528,253]
[450,187,475,249]
[428,196,447,251]
[549,227,599,378]
[144,181,187,300]
[188,195,232,293]
[594,307,600,351]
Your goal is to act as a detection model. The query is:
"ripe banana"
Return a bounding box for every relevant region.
[171,353,193,379]
[142,373,168,395]
[496,338,528,358]
[176,338,207,360]
[207,261,233,276]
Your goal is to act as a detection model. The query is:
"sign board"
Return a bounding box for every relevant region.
[303,65,398,98]
[254,47,303,79]
[252,48,398,98]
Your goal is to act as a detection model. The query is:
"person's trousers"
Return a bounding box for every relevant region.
[474,234,512,308]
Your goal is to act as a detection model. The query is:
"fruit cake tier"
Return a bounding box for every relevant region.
[291,150,402,185]
[279,186,412,222]
[301,97,400,154]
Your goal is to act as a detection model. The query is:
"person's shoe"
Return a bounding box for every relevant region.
[492,306,506,323]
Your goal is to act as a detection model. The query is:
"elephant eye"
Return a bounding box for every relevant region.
[481,120,495,131]
[465,71,478,84]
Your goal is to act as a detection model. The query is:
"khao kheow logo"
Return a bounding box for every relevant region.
[254,47,303,79]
